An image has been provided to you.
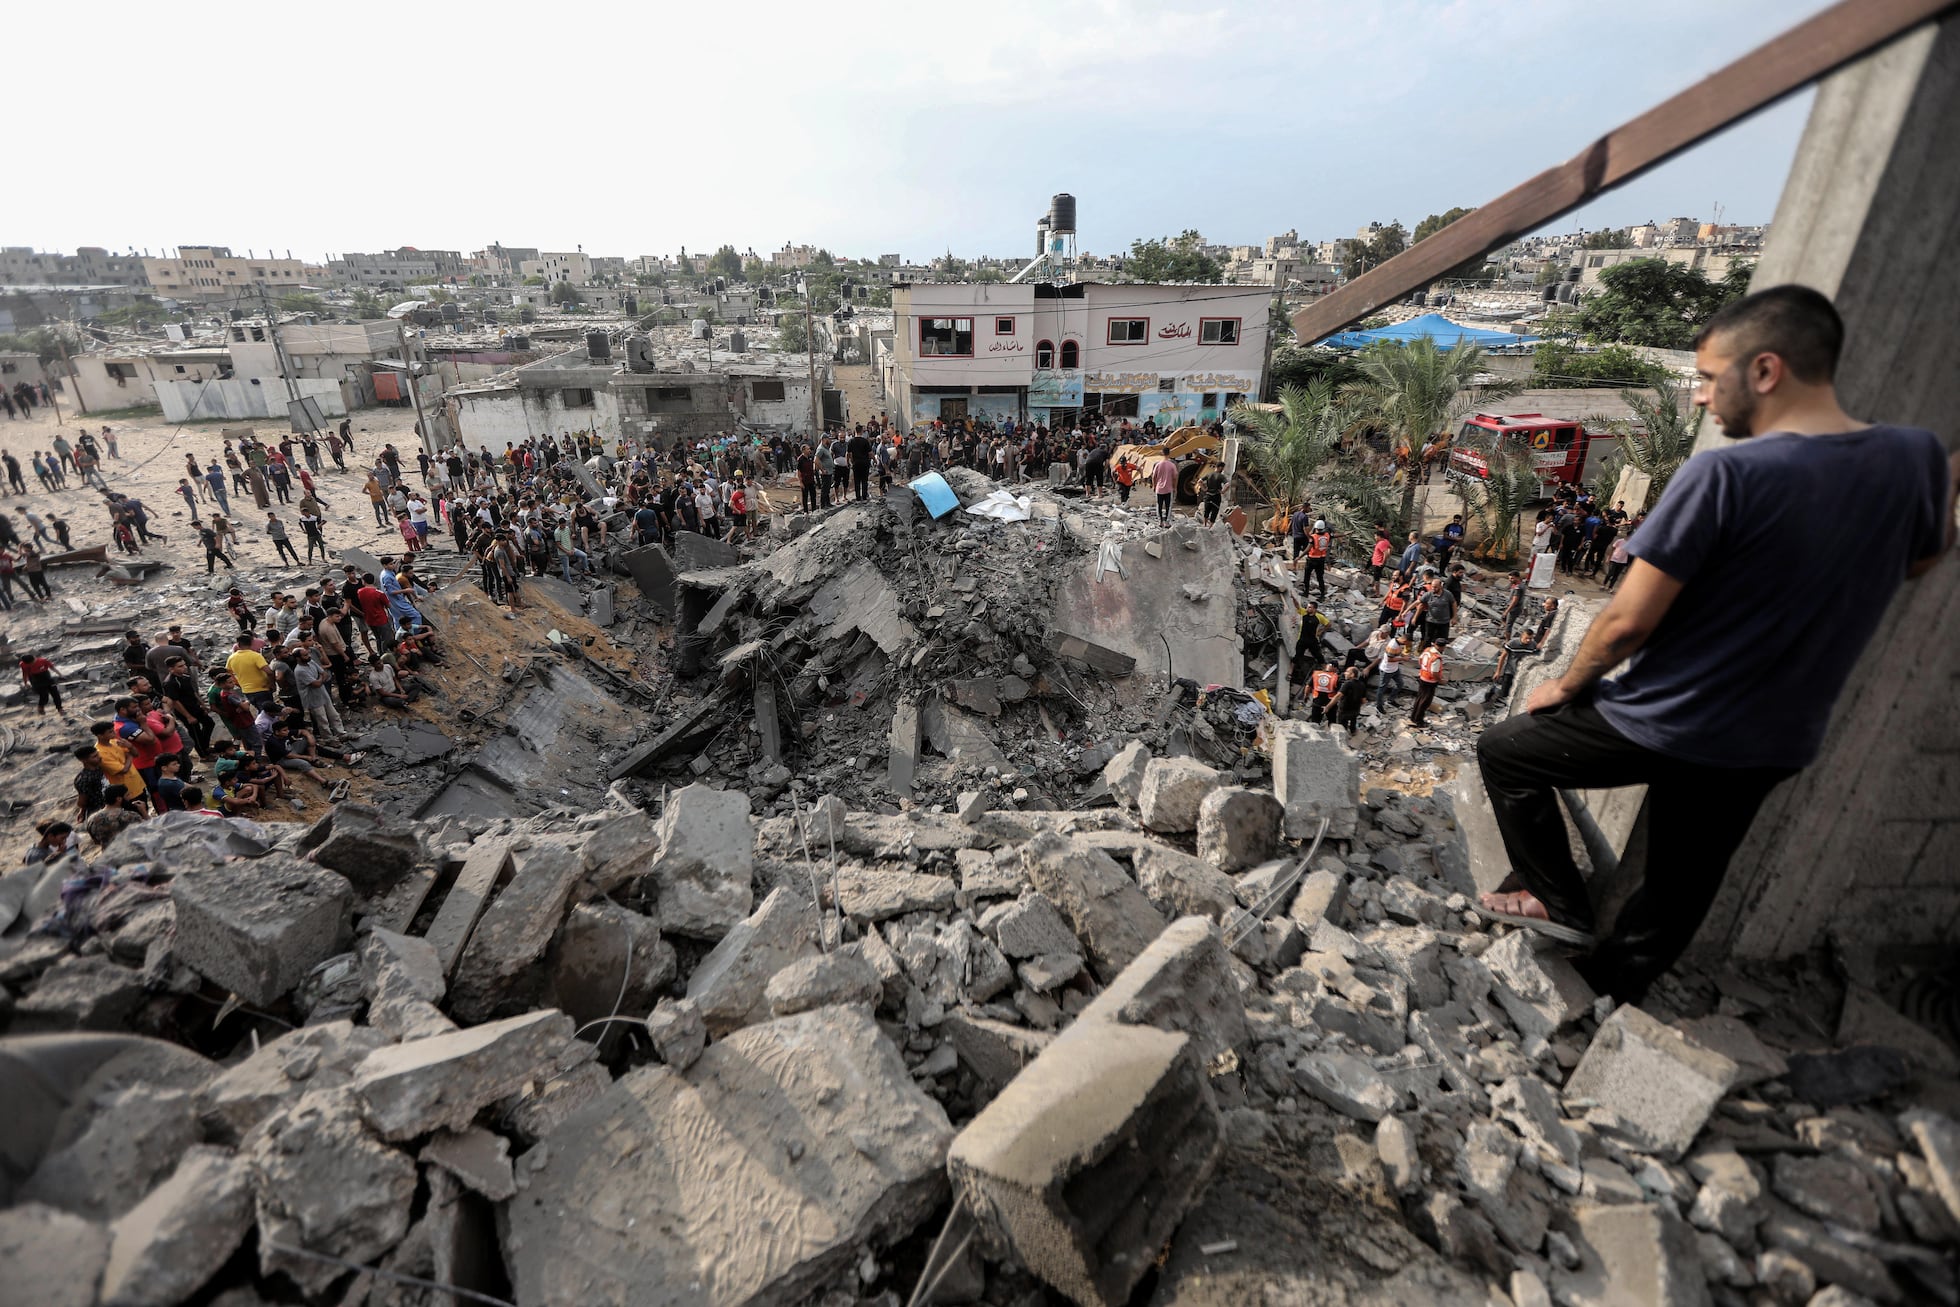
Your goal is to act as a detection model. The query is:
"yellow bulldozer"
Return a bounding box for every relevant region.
[1111,426,1222,503]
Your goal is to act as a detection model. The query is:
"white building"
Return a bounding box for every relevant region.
[519,252,594,285]
[888,282,1269,430]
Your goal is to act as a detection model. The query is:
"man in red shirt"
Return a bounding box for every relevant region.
[355,573,395,649]
[18,653,66,717]
[1368,525,1393,596]
[1410,643,1445,727]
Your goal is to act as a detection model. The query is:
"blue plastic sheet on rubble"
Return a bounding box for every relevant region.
[911,472,960,519]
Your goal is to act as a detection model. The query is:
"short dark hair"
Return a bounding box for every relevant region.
[182,786,204,806]
[1694,284,1843,384]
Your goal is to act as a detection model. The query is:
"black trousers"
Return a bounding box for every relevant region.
[1476,698,1794,1004]
[852,464,869,500]
[1409,679,1437,725]
[1302,556,1326,596]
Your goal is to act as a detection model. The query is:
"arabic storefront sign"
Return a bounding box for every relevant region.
[1179,371,1260,391]
[1082,372,1162,395]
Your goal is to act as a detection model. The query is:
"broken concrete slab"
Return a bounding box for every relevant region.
[506,1006,952,1307]
[984,891,1084,960]
[1051,520,1240,688]
[11,955,149,1032]
[831,866,957,922]
[1551,1202,1712,1307]
[1196,786,1285,872]
[1102,739,1151,809]
[296,801,422,894]
[1133,842,1241,922]
[764,949,883,1016]
[448,843,583,1023]
[948,1020,1219,1307]
[1294,1052,1402,1122]
[1564,1005,1738,1161]
[647,783,755,939]
[102,811,275,869]
[351,1008,577,1141]
[607,697,726,780]
[358,927,454,1042]
[544,900,676,1039]
[809,558,916,656]
[19,1086,198,1221]
[0,1203,109,1307]
[621,543,678,615]
[887,699,923,795]
[98,1144,253,1307]
[1484,932,1596,1043]
[1021,830,1166,982]
[684,887,822,1036]
[420,1126,516,1202]
[246,1088,418,1296]
[1770,1151,1882,1233]
[199,1020,391,1145]
[1272,722,1360,841]
[943,1010,1055,1092]
[1085,915,1247,1066]
[1492,1075,1582,1172]
[1903,1109,1960,1230]
[424,836,512,977]
[1047,631,1139,678]
[169,854,352,1006]
[1137,755,1223,834]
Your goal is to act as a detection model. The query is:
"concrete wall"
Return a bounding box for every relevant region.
[156,376,346,422]
[1695,17,1960,962]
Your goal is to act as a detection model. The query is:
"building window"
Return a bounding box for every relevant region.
[250,327,266,342]
[1035,340,1055,369]
[1106,318,1148,345]
[995,316,1015,335]
[920,317,974,357]
[750,379,786,402]
[1198,317,1240,345]
[1158,378,1176,393]
[175,365,187,373]
[1202,392,1219,409]
[1059,340,1080,369]
[561,388,595,408]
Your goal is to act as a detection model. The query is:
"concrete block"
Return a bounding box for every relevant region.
[246,1088,417,1295]
[448,843,583,1023]
[169,854,352,1007]
[948,1021,1220,1307]
[832,866,956,922]
[506,1007,952,1307]
[943,1010,1054,1091]
[621,543,678,615]
[1286,868,1349,927]
[684,887,821,1036]
[644,997,706,1070]
[887,699,923,795]
[1137,756,1223,833]
[296,800,422,894]
[1102,740,1151,809]
[1483,932,1596,1043]
[1293,1052,1402,1122]
[764,950,882,1016]
[1083,915,1247,1066]
[1492,1075,1581,1171]
[352,1009,578,1141]
[98,1145,252,1307]
[198,1019,390,1145]
[19,1086,198,1222]
[0,1203,109,1307]
[1271,722,1359,840]
[1021,831,1165,982]
[420,1126,515,1202]
[1133,843,1240,922]
[1364,925,1449,1009]
[575,811,660,899]
[423,836,512,976]
[358,928,454,1042]
[1771,1152,1881,1233]
[1196,786,1285,872]
[1551,1202,1712,1307]
[986,892,1083,960]
[1564,1005,1738,1161]
[648,783,754,939]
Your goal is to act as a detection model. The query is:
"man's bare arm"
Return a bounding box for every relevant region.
[1906,450,1960,579]
[1526,560,1685,713]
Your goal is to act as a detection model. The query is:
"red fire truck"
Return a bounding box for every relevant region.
[1447,412,1593,498]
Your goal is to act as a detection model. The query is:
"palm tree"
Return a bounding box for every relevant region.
[1346,337,1519,532]
[1462,446,1539,561]
[1229,380,1346,512]
[1601,384,1696,507]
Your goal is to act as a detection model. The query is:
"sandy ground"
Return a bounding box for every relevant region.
[0,400,448,840]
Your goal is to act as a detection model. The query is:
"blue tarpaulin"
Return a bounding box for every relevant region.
[910,472,960,519]
[1317,312,1538,351]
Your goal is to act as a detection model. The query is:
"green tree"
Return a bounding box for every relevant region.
[1594,384,1696,507]
[551,281,584,305]
[708,245,744,281]
[775,312,808,353]
[1340,222,1407,279]
[1574,258,1746,348]
[1229,380,1347,512]
[742,257,769,282]
[810,249,835,269]
[0,325,86,367]
[1583,229,1634,249]
[1346,337,1518,531]
[350,289,386,318]
[1461,446,1541,560]
[276,292,327,315]
[1125,230,1222,283]
[1528,341,1672,389]
[1267,343,1364,397]
[1412,208,1490,282]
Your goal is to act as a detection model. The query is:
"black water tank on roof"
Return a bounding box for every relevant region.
[1049,193,1077,234]
[587,331,611,360]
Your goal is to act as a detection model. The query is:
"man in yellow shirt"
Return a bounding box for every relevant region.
[227,634,275,711]
[91,720,148,811]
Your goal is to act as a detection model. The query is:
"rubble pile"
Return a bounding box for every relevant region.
[5,727,1960,1307]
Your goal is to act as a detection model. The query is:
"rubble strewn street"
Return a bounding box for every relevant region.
[4,415,1959,1307]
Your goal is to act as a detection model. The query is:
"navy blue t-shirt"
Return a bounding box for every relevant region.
[1594,424,1948,768]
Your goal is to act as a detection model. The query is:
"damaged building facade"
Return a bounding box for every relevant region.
[887,282,1270,429]
[449,339,826,447]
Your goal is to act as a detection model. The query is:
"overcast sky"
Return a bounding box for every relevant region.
[16,0,1836,264]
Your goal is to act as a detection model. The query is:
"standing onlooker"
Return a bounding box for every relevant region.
[17,653,66,717]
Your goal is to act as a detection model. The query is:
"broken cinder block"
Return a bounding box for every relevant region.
[1563,1004,1738,1161]
[168,854,352,1007]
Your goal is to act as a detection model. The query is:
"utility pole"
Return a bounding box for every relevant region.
[258,283,303,433]
[804,301,822,441]
[55,329,87,415]
[396,321,433,458]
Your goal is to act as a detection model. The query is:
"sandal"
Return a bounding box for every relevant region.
[1473,907,1597,950]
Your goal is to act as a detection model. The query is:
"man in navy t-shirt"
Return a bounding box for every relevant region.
[1474,285,1956,1003]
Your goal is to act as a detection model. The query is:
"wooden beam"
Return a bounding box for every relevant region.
[1291,0,1960,344]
